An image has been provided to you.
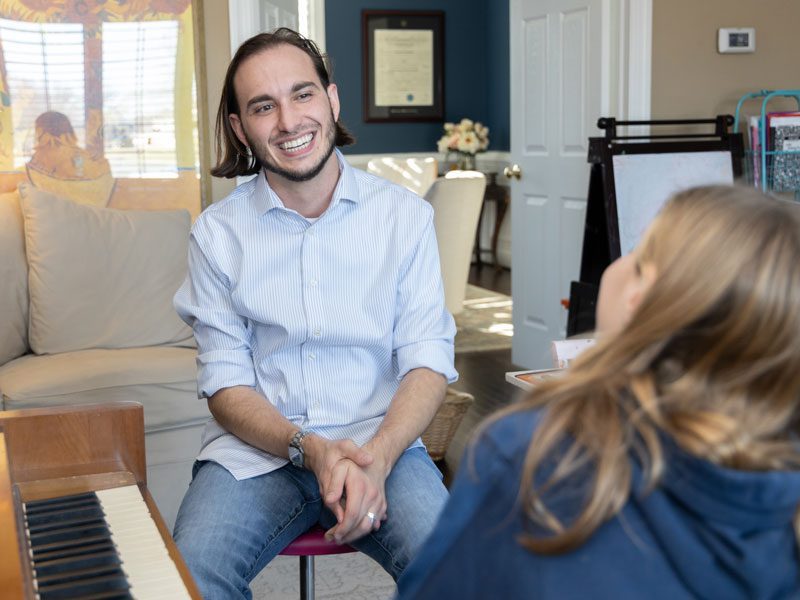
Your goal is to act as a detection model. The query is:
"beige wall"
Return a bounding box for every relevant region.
[197,0,236,204]
[652,0,800,124]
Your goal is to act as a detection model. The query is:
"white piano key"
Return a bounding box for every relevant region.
[96,485,191,600]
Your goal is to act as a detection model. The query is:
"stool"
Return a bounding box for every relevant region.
[279,525,357,600]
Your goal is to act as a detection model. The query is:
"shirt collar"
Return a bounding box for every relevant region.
[250,149,361,217]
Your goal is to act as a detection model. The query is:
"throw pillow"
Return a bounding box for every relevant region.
[19,183,194,354]
[0,191,29,364]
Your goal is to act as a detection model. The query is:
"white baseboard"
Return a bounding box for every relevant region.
[344,150,511,173]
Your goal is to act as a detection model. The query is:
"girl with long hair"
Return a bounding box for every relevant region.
[399,185,800,599]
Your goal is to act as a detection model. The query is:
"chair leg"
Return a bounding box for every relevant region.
[299,555,315,600]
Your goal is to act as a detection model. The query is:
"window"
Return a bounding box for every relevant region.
[0,19,85,168]
[102,20,179,178]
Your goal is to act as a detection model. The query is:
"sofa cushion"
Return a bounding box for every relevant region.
[0,346,209,431]
[0,191,29,365]
[18,183,194,354]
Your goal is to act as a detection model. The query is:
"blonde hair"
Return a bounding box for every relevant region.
[495,185,800,554]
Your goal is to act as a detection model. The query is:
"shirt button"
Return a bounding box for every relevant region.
[313,328,321,337]
[309,279,318,287]
[308,353,316,360]
[307,229,315,236]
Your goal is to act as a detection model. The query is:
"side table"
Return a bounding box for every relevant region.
[473,172,510,269]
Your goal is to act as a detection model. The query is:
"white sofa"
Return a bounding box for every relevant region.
[0,184,209,528]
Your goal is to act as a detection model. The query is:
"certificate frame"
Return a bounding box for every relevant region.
[362,10,445,122]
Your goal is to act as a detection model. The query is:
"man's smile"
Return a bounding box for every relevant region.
[276,132,315,154]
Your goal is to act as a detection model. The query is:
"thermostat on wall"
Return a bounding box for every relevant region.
[718,28,755,53]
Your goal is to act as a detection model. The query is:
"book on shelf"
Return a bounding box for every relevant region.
[766,111,800,191]
[749,115,761,187]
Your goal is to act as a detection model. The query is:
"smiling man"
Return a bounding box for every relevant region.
[172,29,457,599]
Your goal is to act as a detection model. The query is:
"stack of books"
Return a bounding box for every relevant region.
[749,111,800,191]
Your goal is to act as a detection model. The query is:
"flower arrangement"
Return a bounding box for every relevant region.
[436,118,490,170]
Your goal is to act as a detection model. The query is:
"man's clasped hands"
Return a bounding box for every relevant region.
[303,435,390,544]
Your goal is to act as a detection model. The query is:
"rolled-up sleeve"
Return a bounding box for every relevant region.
[393,212,458,383]
[174,231,255,398]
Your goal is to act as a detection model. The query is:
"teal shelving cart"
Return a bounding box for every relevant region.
[733,89,800,198]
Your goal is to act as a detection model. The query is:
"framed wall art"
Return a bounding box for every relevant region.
[362,10,444,123]
[0,0,208,217]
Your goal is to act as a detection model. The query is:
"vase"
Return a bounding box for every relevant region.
[457,153,476,171]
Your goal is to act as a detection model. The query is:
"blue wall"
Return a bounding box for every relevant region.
[325,0,509,154]
[487,0,509,151]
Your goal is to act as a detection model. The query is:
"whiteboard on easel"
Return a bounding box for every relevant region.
[612,151,734,255]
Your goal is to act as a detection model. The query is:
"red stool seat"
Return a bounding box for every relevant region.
[279,525,357,600]
[280,525,357,556]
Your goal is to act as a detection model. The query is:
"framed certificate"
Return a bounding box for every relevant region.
[362,10,444,122]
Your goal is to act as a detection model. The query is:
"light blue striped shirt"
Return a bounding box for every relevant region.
[174,151,457,480]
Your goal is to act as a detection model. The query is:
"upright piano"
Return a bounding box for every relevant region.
[0,402,201,599]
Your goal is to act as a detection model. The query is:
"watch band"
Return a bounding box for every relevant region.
[289,429,309,468]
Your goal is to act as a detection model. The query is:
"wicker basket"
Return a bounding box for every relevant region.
[422,388,474,461]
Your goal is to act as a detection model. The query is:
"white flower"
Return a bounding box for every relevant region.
[457,132,481,154]
[436,117,489,154]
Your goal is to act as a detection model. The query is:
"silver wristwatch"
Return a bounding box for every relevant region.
[288,429,310,468]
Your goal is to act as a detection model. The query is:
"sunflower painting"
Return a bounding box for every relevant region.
[0,0,202,217]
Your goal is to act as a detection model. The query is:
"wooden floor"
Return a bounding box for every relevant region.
[439,264,522,483]
[466,262,511,296]
[457,262,519,393]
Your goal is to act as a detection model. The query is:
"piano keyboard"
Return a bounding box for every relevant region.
[23,485,191,600]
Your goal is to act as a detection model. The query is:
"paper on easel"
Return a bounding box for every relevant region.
[550,338,596,369]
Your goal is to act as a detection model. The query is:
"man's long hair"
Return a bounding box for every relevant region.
[211,28,356,179]
[480,185,800,554]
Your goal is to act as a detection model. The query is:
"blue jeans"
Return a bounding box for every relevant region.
[172,447,448,600]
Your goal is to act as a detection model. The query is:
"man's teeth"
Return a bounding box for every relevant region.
[279,133,313,152]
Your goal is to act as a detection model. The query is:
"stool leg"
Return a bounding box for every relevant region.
[299,555,315,600]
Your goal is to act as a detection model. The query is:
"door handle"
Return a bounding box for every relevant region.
[503,164,522,180]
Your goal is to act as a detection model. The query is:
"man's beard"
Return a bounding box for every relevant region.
[245,110,337,183]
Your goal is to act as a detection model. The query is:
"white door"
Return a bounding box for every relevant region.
[509,0,651,368]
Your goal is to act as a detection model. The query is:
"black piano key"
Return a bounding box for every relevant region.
[25,493,99,514]
[29,522,111,546]
[36,562,125,586]
[27,508,106,533]
[25,501,101,524]
[31,533,113,559]
[37,570,132,599]
[33,540,116,563]
[26,503,104,525]
[25,491,97,507]
[22,490,143,600]
[33,549,121,578]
